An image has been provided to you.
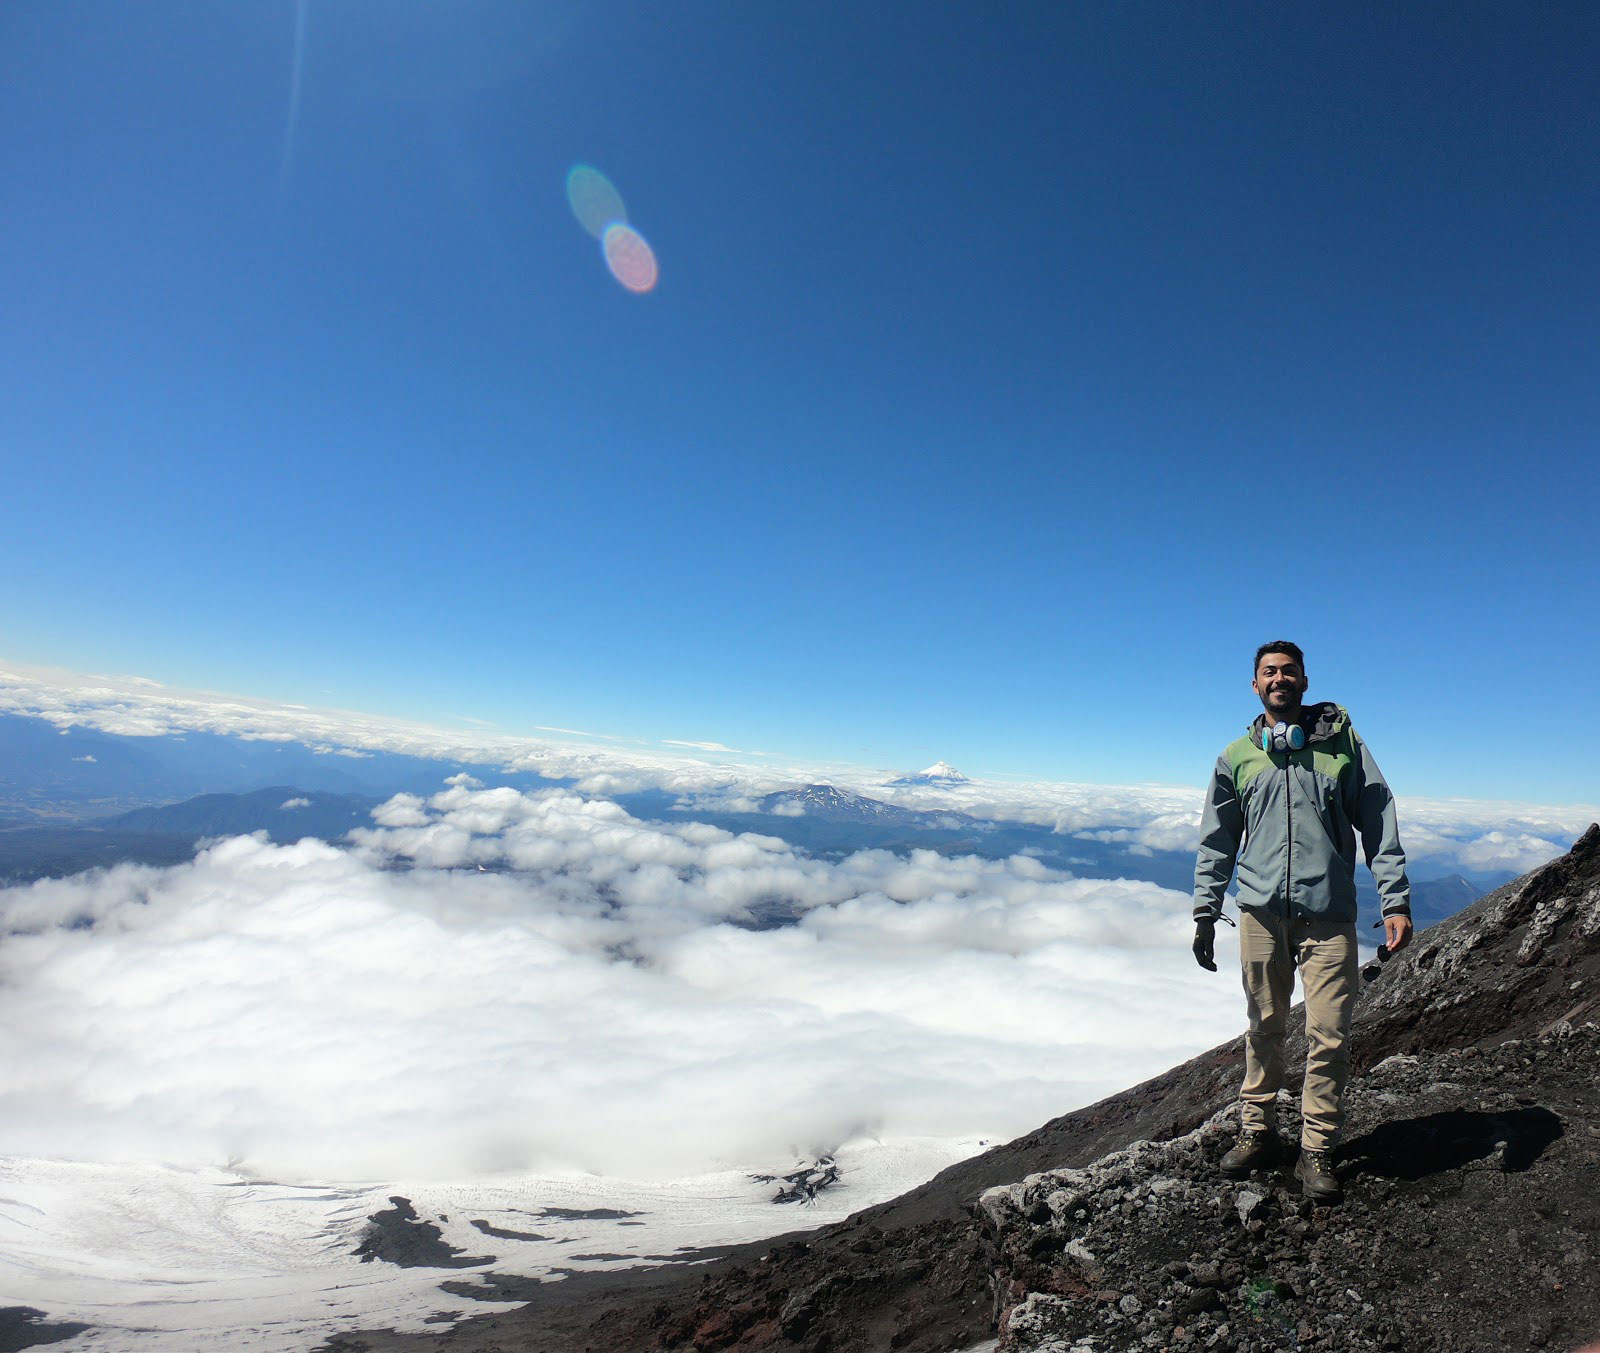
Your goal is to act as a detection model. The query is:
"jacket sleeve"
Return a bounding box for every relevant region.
[1351,730,1412,917]
[1193,753,1242,921]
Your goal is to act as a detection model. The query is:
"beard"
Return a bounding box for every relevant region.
[1261,687,1303,717]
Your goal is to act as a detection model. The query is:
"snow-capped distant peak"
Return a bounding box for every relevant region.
[888,761,970,786]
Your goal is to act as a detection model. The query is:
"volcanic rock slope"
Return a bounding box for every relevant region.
[328,826,1600,1353]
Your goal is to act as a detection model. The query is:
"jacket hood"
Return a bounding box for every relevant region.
[1247,701,1347,747]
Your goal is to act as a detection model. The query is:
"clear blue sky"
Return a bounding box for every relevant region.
[2,2,1596,801]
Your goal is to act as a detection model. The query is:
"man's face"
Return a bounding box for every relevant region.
[1252,652,1308,719]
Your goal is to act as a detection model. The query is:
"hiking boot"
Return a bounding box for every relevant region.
[1295,1148,1342,1203]
[1219,1129,1281,1175]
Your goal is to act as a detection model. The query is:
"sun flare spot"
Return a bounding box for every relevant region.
[565,164,626,240]
[602,223,660,294]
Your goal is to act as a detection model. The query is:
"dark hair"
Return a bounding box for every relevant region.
[1254,641,1305,674]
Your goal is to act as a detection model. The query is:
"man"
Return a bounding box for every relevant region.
[1192,641,1413,1203]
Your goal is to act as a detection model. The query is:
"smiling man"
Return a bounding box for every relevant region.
[1192,641,1414,1203]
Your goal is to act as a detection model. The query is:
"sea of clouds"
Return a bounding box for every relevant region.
[0,780,1242,1181]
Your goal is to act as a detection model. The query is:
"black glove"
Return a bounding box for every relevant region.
[1192,917,1217,972]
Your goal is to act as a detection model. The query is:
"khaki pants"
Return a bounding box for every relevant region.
[1238,909,1358,1152]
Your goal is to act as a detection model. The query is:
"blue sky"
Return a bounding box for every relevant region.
[2,2,1596,801]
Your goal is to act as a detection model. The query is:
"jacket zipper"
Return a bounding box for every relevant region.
[1282,746,1293,919]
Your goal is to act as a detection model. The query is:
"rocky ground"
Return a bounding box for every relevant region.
[324,825,1600,1353]
[981,1023,1599,1352]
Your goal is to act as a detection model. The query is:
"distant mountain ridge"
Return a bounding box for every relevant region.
[0,711,559,823]
[97,787,381,841]
[755,784,954,825]
[0,787,388,884]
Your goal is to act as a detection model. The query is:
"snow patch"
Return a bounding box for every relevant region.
[0,1136,992,1352]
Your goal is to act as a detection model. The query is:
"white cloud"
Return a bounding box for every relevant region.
[0,788,1242,1183]
[279,797,311,809]
[1453,830,1570,874]
[535,724,624,740]
[672,791,766,814]
[1387,797,1590,876]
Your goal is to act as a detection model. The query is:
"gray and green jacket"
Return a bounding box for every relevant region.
[1193,702,1411,925]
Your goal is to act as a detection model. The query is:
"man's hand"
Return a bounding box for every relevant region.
[1192,918,1217,971]
[1383,912,1413,953]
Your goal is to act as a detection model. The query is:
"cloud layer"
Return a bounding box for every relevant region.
[1,786,1240,1180]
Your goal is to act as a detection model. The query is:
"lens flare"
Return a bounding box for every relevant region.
[565,164,626,239]
[603,223,659,294]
